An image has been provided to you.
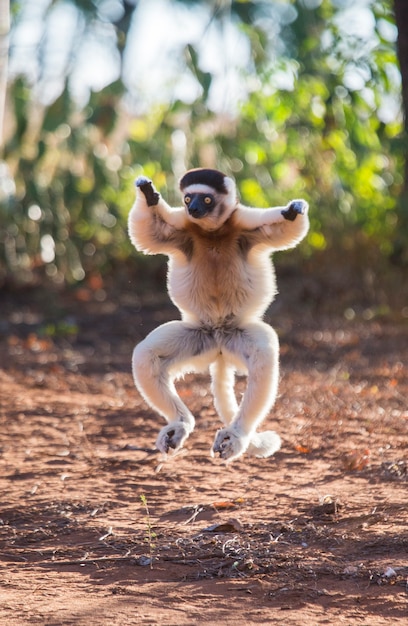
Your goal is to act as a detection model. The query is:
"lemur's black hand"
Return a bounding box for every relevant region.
[281,200,306,222]
[136,176,160,207]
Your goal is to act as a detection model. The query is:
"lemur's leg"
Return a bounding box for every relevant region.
[209,355,238,425]
[212,322,281,461]
[132,321,218,454]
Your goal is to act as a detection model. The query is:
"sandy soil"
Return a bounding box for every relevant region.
[0,283,407,625]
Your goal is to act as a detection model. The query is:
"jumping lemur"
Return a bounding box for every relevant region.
[128,168,309,462]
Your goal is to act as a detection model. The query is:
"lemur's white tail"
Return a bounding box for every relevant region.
[246,431,282,458]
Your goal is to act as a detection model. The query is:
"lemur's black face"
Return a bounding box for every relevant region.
[179,169,236,230]
[184,193,215,219]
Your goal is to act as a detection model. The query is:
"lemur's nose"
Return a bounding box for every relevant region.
[188,195,206,218]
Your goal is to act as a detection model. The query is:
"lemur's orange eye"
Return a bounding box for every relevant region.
[204,196,212,204]
[184,195,191,204]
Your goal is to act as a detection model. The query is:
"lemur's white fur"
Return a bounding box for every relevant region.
[128,170,309,461]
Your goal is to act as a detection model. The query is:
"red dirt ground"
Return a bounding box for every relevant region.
[0,279,407,625]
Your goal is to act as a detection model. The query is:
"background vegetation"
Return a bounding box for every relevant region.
[0,0,407,311]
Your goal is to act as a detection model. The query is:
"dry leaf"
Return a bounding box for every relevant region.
[211,498,245,510]
[25,334,52,352]
[342,449,371,471]
[295,444,311,454]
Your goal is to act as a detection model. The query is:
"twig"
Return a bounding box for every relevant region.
[140,494,156,568]
[35,555,140,566]
[182,505,204,525]
[32,551,228,567]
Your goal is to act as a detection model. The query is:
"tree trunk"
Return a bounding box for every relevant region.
[0,0,10,151]
[393,0,408,263]
[395,1,408,132]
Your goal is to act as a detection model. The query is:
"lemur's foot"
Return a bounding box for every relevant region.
[156,422,191,454]
[281,199,307,222]
[212,427,251,462]
[246,431,281,458]
[135,176,160,207]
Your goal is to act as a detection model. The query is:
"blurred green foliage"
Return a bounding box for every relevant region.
[0,0,405,287]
